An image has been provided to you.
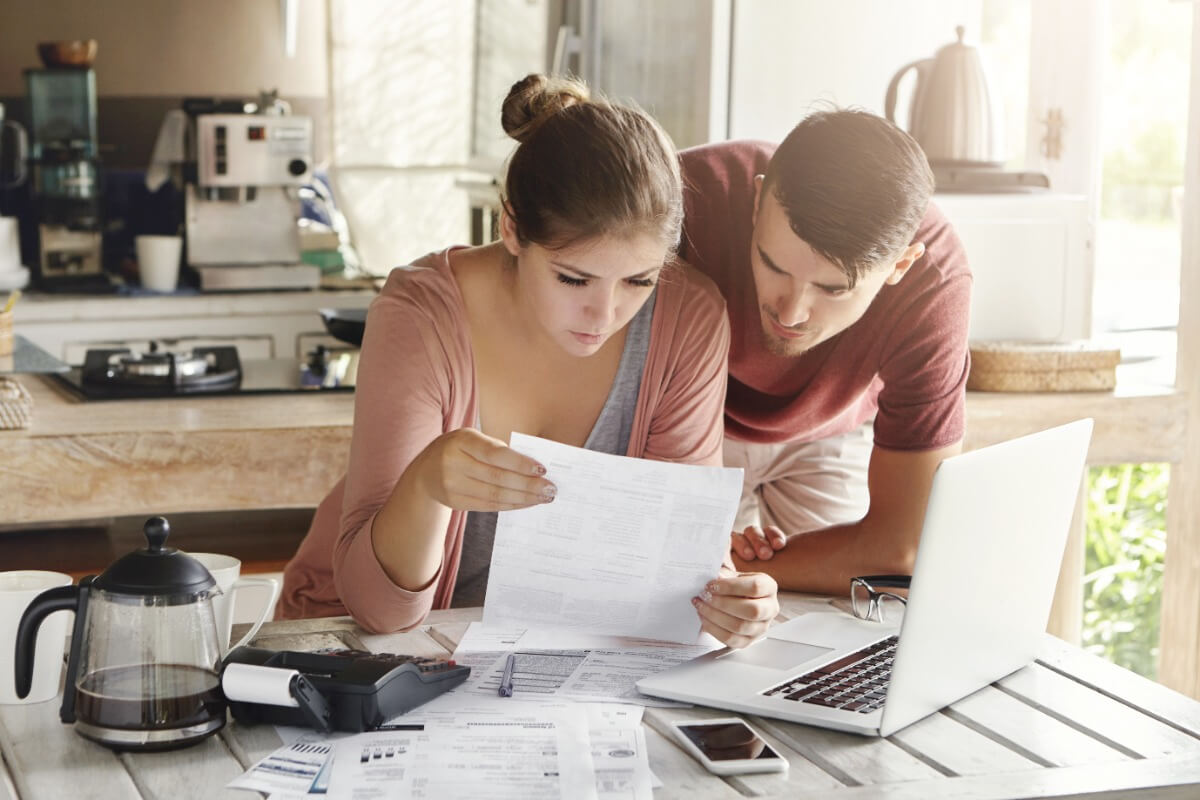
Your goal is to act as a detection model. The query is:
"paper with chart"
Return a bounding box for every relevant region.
[484,434,742,643]
[324,706,597,800]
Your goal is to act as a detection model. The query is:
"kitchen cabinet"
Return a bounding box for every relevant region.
[12,289,375,364]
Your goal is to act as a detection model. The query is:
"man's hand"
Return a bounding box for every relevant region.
[694,567,779,649]
[731,525,787,561]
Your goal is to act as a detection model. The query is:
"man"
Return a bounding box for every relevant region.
[678,109,971,595]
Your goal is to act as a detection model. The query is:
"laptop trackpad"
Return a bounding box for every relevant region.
[717,638,834,670]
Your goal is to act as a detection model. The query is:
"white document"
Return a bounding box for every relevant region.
[485,433,743,643]
[325,706,597,800]
[585,704,653,800]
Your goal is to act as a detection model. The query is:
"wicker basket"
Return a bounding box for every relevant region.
[0,377,33,429]
[967,340,1121,392]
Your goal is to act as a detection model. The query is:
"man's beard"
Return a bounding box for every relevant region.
[760,310,816,357]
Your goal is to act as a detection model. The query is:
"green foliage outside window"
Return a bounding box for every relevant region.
[1082,463,1169,680]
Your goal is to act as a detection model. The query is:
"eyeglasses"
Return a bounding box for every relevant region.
[850,575,911,624]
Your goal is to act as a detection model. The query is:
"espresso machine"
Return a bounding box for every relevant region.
[24,67,106,288]
[184,102,318,290]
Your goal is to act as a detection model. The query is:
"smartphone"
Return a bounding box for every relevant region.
[669,718,788,776]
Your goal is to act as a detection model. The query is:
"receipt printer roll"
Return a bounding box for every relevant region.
[220,647,470,732]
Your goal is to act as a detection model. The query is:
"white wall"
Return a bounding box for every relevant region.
[730,0,982,142]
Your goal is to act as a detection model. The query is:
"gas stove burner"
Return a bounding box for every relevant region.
[80,344,242,397]
[107,342,215,380]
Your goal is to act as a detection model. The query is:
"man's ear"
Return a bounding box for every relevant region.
[884,242,925,285]
[498,206,522,257]
[752,175,765,227]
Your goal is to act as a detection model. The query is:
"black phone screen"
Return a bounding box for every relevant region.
[678,721,781,761]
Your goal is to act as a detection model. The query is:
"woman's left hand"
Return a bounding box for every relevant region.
[693,566,779,649]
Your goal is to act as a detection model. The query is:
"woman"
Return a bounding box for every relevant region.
[279,74,778,648]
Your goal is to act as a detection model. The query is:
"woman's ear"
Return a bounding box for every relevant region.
[499,206,522,257]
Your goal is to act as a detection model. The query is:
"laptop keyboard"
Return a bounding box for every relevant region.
[762,636,899,714]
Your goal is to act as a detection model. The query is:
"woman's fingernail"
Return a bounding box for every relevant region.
[533,464,547,476]
[691,596,701,606]
[541,485,556,502]
[701,590,712,602]
[759,547,771,558]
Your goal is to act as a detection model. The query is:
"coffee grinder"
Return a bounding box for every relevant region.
[24,67,105,288]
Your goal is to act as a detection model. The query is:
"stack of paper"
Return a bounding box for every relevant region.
[229,704,650,800]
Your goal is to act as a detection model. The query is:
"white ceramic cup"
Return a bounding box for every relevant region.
[188,553,280,654]
[0,217,21,273]
[135,234,182,292]
[0,570,73,704]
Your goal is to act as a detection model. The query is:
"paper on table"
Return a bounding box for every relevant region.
[585,704,653,800]
[412,623,715,710]
[484,433,742,643]
[409,702,649,800]
[325,706,597,800]
[228,736,341,796]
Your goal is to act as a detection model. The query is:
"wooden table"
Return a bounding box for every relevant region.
[3,596,1200,799]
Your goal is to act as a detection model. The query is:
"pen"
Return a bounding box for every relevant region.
[498,653,515,697]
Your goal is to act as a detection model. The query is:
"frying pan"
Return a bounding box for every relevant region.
[319,308,366,347]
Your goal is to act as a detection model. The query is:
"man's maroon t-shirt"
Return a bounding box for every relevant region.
[678,140,972,452]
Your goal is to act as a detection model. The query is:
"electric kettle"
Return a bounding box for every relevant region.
[13,517,227,751]
[884,26,1004,166]
[0,102,28,189]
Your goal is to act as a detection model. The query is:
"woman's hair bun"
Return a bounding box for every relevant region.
[501,73,591,144]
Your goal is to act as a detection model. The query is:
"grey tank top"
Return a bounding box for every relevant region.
[450,289,657,608]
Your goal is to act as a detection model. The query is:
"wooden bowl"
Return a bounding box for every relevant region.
[37,40,98,69]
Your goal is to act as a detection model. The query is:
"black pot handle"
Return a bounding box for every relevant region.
[14,584,79,699]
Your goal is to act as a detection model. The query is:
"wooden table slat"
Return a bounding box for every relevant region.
[1037,636,1200,737]
[220,721,286,775]
[947,685,1133,767]
[0,701,141,800]
[999,662,1200,758]
[792,754,1200,800]
[120,734,247,800]
[748,714,945,786]
[887,705,1042,776]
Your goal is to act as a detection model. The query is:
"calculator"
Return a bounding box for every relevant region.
[222,646,471,732]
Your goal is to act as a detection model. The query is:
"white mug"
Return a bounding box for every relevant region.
[0,217,21,273]
[135,234,182,292]
[0,570,73,704]
[187,553,280,654]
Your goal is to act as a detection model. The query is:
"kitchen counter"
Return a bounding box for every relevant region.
[0,375,355,527]
[0,377,1186,528]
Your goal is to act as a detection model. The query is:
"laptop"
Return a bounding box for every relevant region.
[638,418,1093,737]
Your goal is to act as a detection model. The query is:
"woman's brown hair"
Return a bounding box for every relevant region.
[500,74,682,252]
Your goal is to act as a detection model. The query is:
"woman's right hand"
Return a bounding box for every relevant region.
[414,428,557,512]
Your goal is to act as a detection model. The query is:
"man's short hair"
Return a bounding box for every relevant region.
[763,109,935,287]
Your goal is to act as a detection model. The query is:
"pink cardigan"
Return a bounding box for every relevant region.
[279,248,731,633]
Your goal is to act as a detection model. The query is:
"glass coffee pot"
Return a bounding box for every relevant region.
[14,517,227,750]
